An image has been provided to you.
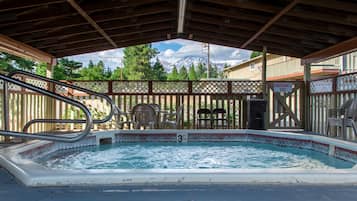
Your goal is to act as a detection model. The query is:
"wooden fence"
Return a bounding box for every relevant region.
[1,78,307,143]
[309,72,357,141]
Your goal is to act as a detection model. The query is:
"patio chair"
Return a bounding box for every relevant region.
[196,108,212,129]
[161,105,184,129]
[212,108,228,129]
[131,104,157,129]
[326,99,357,138]
[113,105,132,129]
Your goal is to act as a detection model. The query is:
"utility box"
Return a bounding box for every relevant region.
[244,99,267,130]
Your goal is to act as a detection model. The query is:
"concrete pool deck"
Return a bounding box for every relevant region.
[1,167,357,201]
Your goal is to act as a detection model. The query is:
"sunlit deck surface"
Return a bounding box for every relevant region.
[1,167,357,201]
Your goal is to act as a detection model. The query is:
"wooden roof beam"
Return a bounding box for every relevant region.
[67,0,117,48]
[23,17,176,44]
[240,0,299,48]
[301,36,357,65]
[177,0,187,33]
[0,0,65,13]
[0,34,54,63]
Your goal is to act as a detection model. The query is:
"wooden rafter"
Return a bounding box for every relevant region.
[240,0,299,48]
[177,0,187,33]
[23,17,176,44]
[0,34,54,63]
[0,0,65,13]
[302,36,357,65]
[66,0,117,48]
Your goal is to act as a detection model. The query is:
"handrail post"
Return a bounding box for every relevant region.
[3,81,10,142]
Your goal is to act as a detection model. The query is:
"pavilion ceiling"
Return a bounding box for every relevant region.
[0,0,356,59]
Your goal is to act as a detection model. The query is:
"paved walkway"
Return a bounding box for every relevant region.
[1,168,357,201]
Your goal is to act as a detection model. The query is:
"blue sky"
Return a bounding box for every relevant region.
[67,39,251,71]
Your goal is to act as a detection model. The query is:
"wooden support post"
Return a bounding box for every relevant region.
[303,63,311,131]
[262,46,269,130]
[45,59,57,131]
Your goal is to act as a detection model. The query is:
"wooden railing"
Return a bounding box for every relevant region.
[309,72,357,141]
[0,77,310,143]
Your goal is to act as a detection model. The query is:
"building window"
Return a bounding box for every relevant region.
[250,63,255,71]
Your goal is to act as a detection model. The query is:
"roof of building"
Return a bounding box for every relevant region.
[0,0,356,61]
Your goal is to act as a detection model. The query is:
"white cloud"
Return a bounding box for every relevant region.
[66,49,124,70]
[68,39,251,71]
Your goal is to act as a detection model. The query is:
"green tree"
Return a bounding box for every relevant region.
[123,44,158,80]
[78,60,107,80]
[188,64,198,80]
[196,62,206,80]
[250,51,262,58]
[54,58,82,80]
[167,65,179,80]
[53,65,67,80]
[0,52,35,72]
[151,59,167,80]
[111,67,124,80]
[35,62,47,77]
[210,65,219,78]
[178,66,188,80]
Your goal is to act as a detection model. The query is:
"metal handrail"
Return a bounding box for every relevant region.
[0,73,93,142]
[8,70,116,132]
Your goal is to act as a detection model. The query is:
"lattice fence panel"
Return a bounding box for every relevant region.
[192,81,228,94]
[153,81,188,94]
[112,81,148,94]
[55,84,68,94]
[73,81,108,93]
[337,73,357,92]
[310,78,334,94]
[231,81,262,94]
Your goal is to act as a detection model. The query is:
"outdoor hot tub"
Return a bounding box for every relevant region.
[1,129,357,186]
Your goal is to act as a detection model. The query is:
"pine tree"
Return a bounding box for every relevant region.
[196,62,206,80]
[0,52,35,72]
[188,64,197,80]
[111,67,123,80]
[152,59,167,80]
[178,66,188,80]
[168,65,179,80]
[250,51,262,58]
[123,44,158,80]
[210,65,219,78]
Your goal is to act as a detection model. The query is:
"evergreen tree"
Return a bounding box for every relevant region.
[55,58,82,79]
[250,51,262,58]
[111,67,124,80]
[123,44,158,80]
[88,60,95,68]
[168,65,179,80]
[210,65,219,78]
[178,66,188,80]
[0,52,35,72]
[151,59,167,80]
[196,62,206,80]
[35,63,47,77]
[188,64,198,80]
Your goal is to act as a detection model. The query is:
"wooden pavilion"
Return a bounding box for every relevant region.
[0,0,357,136]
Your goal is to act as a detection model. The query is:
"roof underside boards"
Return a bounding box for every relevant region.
[0,0,356,59]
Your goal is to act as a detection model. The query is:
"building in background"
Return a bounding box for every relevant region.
[223,52,357,81]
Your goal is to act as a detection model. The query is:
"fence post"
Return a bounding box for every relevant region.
[45,59,57,132]
[303,63,311,131]
[330,77,338,137]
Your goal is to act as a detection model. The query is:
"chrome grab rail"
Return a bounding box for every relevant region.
[0,73,93,142]
[8,70,116,132]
